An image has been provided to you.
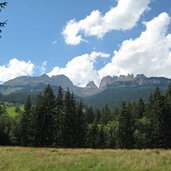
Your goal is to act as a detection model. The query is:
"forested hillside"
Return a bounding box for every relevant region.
[1,84,171,148]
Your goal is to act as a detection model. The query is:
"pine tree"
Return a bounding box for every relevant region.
[19,95,32,146]
[86,123,98,148]
[117,103,135,149]
[53,86,64,146]
[134,98,145,118]
[33,85,56,146]
[85,107,94,124]
[147,87,169,148]
[63,90,77,147]
[74,101,87,147]
[0,104,10,145]
[100,105,111,124]
[165,84,171,147]
[96,124,105,148]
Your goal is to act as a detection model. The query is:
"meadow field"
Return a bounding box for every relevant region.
[0,147,171,171]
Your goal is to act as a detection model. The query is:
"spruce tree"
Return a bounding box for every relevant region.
[53,86,64,146]
[74,101,87,147]
[0,104,10,145]
[33,85,56,146]
[147,87,169,148]
[165,84,171,147]
[100,105,111,124]
[63,90,77,147]
[117,103,135,149]
[19,95,32,146]
[86,122,98,148]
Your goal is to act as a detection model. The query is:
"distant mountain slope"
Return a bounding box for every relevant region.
[84,85,168,108]
[4,74,74,89]
[99,74,171,90]
[0,74,171,108]
[0,74,99,97]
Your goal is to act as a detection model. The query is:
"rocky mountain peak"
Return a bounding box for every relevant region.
[40,74,49,79]
[99,75,113,89]
[86,81,98,89]
[99,74,171,90]
[118,74,134,81]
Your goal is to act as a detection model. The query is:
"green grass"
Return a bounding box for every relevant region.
[0,147,171,171]
[6,105,24,118]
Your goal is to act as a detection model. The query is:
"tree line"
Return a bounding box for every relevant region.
[0,84,171,149]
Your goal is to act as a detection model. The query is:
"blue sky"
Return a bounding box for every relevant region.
[0,0,171,86]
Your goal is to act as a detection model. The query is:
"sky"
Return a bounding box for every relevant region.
[0,0,171,87]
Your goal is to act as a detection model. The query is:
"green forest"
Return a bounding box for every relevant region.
[1,84,171,149]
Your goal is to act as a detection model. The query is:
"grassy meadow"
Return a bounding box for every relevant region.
[6,105,24,118]
[0,147,171,171]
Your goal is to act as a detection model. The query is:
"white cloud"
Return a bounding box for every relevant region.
[99,12,171,79]
[41,61,47,74]
[48,52,110,86]
[62,0,150,45]
[0,58,34,83]
[50,13,171,86]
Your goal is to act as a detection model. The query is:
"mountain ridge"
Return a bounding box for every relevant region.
[2,74,171,96]
[1,74,171,108]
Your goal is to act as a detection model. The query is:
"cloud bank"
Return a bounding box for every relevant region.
[62,0,150,45]
[0,58,34,83]
[48,52,110,86]
[99,12,171,79]
[51,12,171,86]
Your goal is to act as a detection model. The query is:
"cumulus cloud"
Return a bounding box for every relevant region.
[48,52,110,86]
[50,13,171,86]
[99,12,171,79]
[62,0,150,45]
[0,58,34,83]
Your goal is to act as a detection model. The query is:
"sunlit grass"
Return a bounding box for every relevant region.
[6,105,24,118]
[0,147,171,171]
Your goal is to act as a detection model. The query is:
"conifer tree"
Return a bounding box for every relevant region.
[63,90,77,147]
[53,86,64,146]
[0,104,10,145]
[147,87,169,148]
[100,105,111,124]
[33,85,56,146]
[165,84,171,147]
[85,107,94,124]
[117,103,135,149]
[74,101,87,147]
[134,98,145,118]
[86,122,98,148]
[19,95,32,146]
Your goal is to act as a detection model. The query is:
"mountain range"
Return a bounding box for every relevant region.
[0,74,171,108]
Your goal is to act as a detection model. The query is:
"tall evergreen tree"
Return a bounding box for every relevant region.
[53,86,64,146]
[63,90,77,147]
[165,84,171,147]
[33,85,56,146]
[74,101,87,147]
[19,95,32,146]
[85,107,94,124]
[133,98,145,119]
[0,104,10,145]
[147,87,169,148]
[86,123,98,148]
[100,105,111,124]
[117,103,135,149]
